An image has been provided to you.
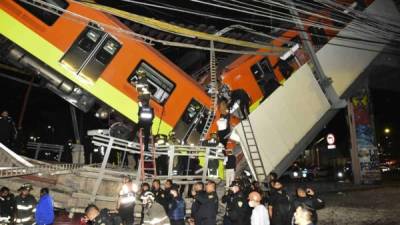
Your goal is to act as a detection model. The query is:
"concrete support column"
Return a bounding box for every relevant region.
[347,85,381,184]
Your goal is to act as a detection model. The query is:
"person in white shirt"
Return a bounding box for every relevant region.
[248,191,270,225]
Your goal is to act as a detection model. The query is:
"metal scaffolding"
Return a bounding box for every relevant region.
[88,131,224,202]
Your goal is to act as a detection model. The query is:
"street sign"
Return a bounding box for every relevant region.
[327,133,336,149]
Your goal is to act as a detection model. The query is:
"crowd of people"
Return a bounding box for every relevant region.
[0,173,324,225]
[81,172,324,225]
[0,184,54,225]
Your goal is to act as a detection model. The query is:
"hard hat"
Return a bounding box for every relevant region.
[18,183,33,191]
[141,191,155,201]
[248,191,262,202]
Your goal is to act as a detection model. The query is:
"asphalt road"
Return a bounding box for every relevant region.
[317,179,400,225]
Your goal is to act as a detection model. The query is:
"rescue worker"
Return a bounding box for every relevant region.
[248,191,270,225]
[193,181,218,225]
[188,182,204,225]
[141,192,170,225]
[139,183,151,225]
[35,188,54,225]
[228,89,251,120]
[222,181,249,225]
[292,187,324,225]
[85,204,122,225]
[223,149,236,189]
[151,180,167,212]
[14,184,36,225]
[293,204,314,225]
[0,186,15,225]
[268,180,292,225]
[154,135,169,175]
[117,177,138,225]
[0,110,17,148]
[135,70,153,153]
[167,185,185,225]
[217,100,231,148]
[203,133,220,178]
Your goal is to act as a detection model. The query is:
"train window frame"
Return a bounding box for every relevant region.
[251,57,280,99]
[15,0,69,26]
[128,61,176,105]
[60,24,122,84]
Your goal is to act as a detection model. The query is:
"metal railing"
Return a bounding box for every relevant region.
[87,132,225,202]
[0,163,86,178]
[26,142,64,162]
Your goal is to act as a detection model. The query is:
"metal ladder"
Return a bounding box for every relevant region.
[138,129,157,181]
[240,117,266,182]
[200,41,218,141]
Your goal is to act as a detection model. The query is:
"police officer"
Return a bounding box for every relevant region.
[189,182,204,225]
[268,180,292,225]
[194,180,218,225]
[222,181,249,225]
[151,179,167,212]
[0,186,15,225]
[117,177,138,225]
[15,184,36,225]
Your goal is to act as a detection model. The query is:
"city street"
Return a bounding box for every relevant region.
[318,180,400,225]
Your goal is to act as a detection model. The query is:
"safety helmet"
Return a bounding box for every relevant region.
[18,183,33,191]
[141,191,155,202]
[248,191,262,202]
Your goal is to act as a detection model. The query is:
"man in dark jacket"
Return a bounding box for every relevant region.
[85,205,123,225]
[194,181,218,225]
[152,179,167,212]
[228,89,251,119]
[15,184,36,225]
[167,185,185,225]
[268,180,292,225]
[35,188,54,225]
[0,186,15,225]
[222,181,249,225]
[292,187,324,225]
[0,111,17,148]
[189,182,204,225]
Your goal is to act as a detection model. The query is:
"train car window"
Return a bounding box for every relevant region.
[251,58,280,99]
[79,36,121,82]
[15,0,69,26]
[78,29,103,52]
[128,61,175,105]
[173,99,205,144]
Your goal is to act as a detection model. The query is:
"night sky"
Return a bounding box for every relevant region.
[0,74,108,147]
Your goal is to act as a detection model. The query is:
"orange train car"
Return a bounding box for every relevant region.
[0,0,215,143]
[221,0,374,114]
